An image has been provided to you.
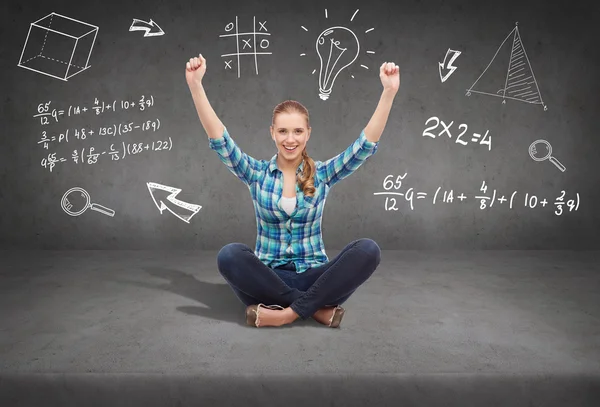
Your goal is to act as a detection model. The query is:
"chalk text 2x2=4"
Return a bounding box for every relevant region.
[422,116,491,150]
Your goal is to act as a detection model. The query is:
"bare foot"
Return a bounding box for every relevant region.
[255,307,298,327]
[312,306,337,326]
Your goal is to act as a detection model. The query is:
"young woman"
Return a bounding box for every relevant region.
[186,53,399,328]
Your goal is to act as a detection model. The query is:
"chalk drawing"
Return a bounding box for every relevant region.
[300,9,375,100]
[466,23,547,110]
[439,48,461,82]
[529,139,566,172]
[129,18,165,37]
[220,16,271,77]
[147,182,202,223]
[18,12,98,81]
[61,187,115,217]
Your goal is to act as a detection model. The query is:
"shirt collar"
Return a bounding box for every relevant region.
[269,153,304,175]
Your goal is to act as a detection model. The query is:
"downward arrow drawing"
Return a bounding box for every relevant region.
[147,182,201,223]
[439,48,461,83]
[129,18,165,37]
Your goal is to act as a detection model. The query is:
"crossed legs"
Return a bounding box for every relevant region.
[217,238,381,326]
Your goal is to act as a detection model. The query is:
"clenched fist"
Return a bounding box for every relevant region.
[186,54,207,87]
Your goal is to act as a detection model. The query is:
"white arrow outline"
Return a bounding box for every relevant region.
[129,18,165,37]
[147,182,201,223]
[439,48,461,82]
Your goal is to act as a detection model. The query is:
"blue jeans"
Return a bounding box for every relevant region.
[216,238,381,320]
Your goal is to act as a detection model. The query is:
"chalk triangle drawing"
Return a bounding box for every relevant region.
[466,23,547,110]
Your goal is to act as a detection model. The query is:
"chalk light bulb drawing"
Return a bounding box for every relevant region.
[316,26,360,100]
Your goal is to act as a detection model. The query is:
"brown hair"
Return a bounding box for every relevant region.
[272,100,316,197]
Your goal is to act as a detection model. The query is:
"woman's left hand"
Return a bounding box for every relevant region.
[380,62,400,93]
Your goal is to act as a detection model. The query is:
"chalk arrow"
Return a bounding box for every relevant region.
[438,48,461,83]
[147,182,201,223]
[129,18,165,37]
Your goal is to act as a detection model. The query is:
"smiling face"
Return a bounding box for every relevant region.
[270,111,311,167]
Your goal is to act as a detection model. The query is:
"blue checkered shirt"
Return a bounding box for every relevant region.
[209,127,379,273]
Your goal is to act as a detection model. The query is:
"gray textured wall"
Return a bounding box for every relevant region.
[1,0,598,249]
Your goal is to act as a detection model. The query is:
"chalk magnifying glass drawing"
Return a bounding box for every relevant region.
[61,187,115,217]
[528,139,566,172]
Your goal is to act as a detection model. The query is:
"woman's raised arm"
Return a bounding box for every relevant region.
[186,54,225,140]
[363,62,400,143]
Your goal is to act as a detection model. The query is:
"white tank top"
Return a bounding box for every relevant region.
[280,196,296,216]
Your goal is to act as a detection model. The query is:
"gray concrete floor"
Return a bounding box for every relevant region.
[1,250,598,376]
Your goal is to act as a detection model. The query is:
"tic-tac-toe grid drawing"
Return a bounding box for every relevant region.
[219,16,271,78]
[18,12,98,81]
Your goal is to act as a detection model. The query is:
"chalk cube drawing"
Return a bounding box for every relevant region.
[18,12,98,81]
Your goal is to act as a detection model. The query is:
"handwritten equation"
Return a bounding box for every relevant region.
[375,174,580,216]
[34,92,168,174]
[34,95,155,125]
[422,115,491,150]
[41,139,173,173]
[37,118,161,149]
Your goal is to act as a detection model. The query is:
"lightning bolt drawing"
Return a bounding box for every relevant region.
[439,48,461,83]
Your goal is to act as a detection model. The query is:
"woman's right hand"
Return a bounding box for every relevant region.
[186,54,207,88]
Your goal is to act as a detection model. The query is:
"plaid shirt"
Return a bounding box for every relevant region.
[209,127,379,273]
